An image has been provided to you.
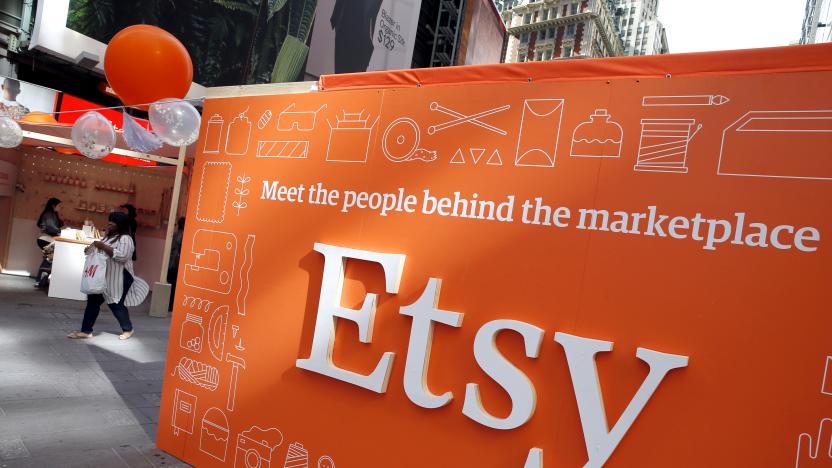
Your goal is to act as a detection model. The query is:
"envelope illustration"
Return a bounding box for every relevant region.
[515,99,565,168]
[196,162,232,224]
[718,110,832,180]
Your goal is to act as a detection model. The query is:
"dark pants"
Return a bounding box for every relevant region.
[82,270,134,333]
[167,265,178,311]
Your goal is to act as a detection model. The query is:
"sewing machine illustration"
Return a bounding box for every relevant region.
[183,230,238,295]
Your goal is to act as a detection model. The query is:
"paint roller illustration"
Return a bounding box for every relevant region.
[718,110,832,180]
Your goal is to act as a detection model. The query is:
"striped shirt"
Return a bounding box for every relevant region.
[99,235,149,306]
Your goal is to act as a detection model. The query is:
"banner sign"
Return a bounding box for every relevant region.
[158,54,832,467]
[307,0,422,77]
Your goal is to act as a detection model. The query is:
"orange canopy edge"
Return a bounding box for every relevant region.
[320,43,832,91]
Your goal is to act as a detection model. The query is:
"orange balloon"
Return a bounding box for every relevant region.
[104,25,193,107]
[20,111,58,124]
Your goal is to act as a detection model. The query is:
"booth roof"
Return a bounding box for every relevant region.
[319,43,832,91]
[18,121,190,163]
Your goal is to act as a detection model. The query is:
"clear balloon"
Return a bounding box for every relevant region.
[0,116,22,148]
[71,111,115,159]
[149,99,201,146]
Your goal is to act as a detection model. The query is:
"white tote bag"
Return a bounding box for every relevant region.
[80,251,108,295]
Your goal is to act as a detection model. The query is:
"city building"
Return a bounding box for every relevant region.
[614,0,668,55]
[801,0,832,44]
[502,0,624,63]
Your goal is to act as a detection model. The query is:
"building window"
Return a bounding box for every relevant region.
[552,7,558,18]
[524,13,531,24]
[563,46,573,58]
[566,23,576,38]
[571,3,579,15]
[544,50,553,60]
[520,32,529,43]
[542,9,549,20]
[536,51,544,61]
[518,52,527,62]
[549,28,556,39]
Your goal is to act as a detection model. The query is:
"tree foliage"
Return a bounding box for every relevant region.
[67,0,319,86]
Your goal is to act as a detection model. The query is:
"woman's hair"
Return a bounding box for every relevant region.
[120,204,137,219]
[38,197,61,221]
[107,212,131,238]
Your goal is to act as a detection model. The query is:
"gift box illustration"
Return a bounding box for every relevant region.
[718,110,832,180]
[325,110,379,163]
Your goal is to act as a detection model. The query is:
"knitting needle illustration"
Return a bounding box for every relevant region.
[428,102,510,135]
[642,95,730,107]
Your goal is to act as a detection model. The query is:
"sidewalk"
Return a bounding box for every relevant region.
[0,274,187,467]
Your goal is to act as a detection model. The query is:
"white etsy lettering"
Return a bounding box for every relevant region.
[400,278,464,409]
[462,320,544,430]
[554,332,689,468]
[295,243,405,393]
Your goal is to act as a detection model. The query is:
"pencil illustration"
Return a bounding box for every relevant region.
[642,95,730,107]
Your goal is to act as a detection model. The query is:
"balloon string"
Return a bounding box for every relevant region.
[45,97,205,116]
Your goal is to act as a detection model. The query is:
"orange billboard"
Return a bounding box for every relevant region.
[158,45,832,467]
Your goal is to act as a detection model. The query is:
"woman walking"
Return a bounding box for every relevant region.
[67,212,148,340]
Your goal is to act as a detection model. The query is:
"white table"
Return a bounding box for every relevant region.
[48,236,92,301]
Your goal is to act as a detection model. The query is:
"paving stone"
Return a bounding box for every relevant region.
[0,437,29,461]
[0,274,177,468]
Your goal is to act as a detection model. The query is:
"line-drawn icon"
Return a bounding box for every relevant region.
[515,99,565,168]
[226,353,246,412]
[182,295,213,311]
[232,325,245,352]
[570,109,623,158]
[450,149,465,164]
[172,389,197,436]
[258,110,273,130]
[428,102,510,136]
[822,356,832,396]
[284,442,309,468]
[256,141,310,159]
[180,313,204,353]
[183,230,238,294]
[317,456,335,468]
[277,104,327,132]
[469,148,486,164]
[717,110,832,180]
[201,407,230,462]
[226,108,253,156]
[208,305,230,362]
[172,357,220,391]
[634,118,702,173]
[325,110,379,163]
[204,114,225,154]
[196,162,232,224]
[237,234,255,317]
[382,118,437,163]
[795,418,832,467]
[233,174,252,216]
[235,426,283,468]
[642,94,730,107]
[486,149,503,166]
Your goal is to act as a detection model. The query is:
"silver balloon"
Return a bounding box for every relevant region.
[149,99,201,146]
[71,111,115,159]
[0,116,22,148]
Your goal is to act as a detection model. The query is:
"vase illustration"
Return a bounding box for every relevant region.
[570,109,623,158]
[225,109,252,156]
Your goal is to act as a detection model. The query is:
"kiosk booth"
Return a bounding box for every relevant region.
[154,43,832,467]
